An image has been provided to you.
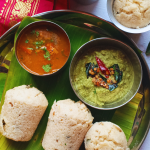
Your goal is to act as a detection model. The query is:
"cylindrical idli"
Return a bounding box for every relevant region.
[0,85,48,141]
[84,122,129,150]
[42,99,94,150]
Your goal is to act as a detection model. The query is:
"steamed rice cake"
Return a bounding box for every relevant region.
[42,99,94,150]
[0,85,48,141]
[84,122,129,150]
[113,0,150,28]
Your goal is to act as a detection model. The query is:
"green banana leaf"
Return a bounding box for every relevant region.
[0,16,144,150]
[146,42,150,55]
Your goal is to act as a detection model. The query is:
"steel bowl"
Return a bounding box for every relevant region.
[15,21,71,76]
[107,0,150,33]
[69,37,142,110]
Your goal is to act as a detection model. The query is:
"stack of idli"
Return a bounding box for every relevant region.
[0,85,48,141]
[42,99,94,150]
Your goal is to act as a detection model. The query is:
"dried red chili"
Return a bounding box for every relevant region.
[95,56,110,78]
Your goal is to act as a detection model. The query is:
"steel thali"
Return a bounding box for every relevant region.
[0,10,150,150]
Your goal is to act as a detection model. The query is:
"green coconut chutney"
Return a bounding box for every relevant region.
[73,48,134,106]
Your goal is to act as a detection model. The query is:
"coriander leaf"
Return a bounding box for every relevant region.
[33,40,43,45]
[27,48,33,50]
[50,39,54,42]
[93,88,97,94]
[25,40,29,43]
[42,64,51,72]
[31,30,35,34]
[44,51,50,60]
[36,31,39,37]
[36,46,39,49]
[41,47,47,51]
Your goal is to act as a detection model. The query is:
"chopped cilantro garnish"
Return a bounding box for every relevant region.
[31,30,35,34]
[44,51,50,60]
[41,47,50,60]
[36,46,39,49]
[33,41,43,45]
[36,31,39,37]
[25,40,29,43]
[65,143,66,145]
[27,48,33,50]
[50,39,54,42]
[93,88,96,94]
[42,64,51,72]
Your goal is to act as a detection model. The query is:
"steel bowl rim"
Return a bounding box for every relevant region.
[69,37,143,110]
[15,20,71,76]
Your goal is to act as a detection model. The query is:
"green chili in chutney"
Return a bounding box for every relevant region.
[16,26,70,75]
[73,48,134,106]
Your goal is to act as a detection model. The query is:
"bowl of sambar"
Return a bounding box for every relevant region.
[15,21,70,76]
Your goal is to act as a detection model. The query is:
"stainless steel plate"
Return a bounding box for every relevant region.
[0,10,150,150]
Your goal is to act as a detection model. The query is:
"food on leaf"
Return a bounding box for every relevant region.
[42,99,93,150]
[0,85,48,141]
[84,122,129,150]
[73,49,134,105]
[16,25,70,75]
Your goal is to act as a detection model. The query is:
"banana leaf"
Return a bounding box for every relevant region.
[146,42,150,55]
[0,16,144,150]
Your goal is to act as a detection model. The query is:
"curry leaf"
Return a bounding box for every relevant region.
[146,42,150,55]
[110,64,123,83]
[85,62,92,78]
[42,64,51,72]
[85,62,99,78]
[99,74,107,83]
[109,84,118,91]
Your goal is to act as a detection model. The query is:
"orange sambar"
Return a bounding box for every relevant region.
[16,21,70,75]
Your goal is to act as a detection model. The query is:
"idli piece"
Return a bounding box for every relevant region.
[0,85,48,141]
[113,0,150,28]
[42,99,94,150]
[84,122,129,150]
